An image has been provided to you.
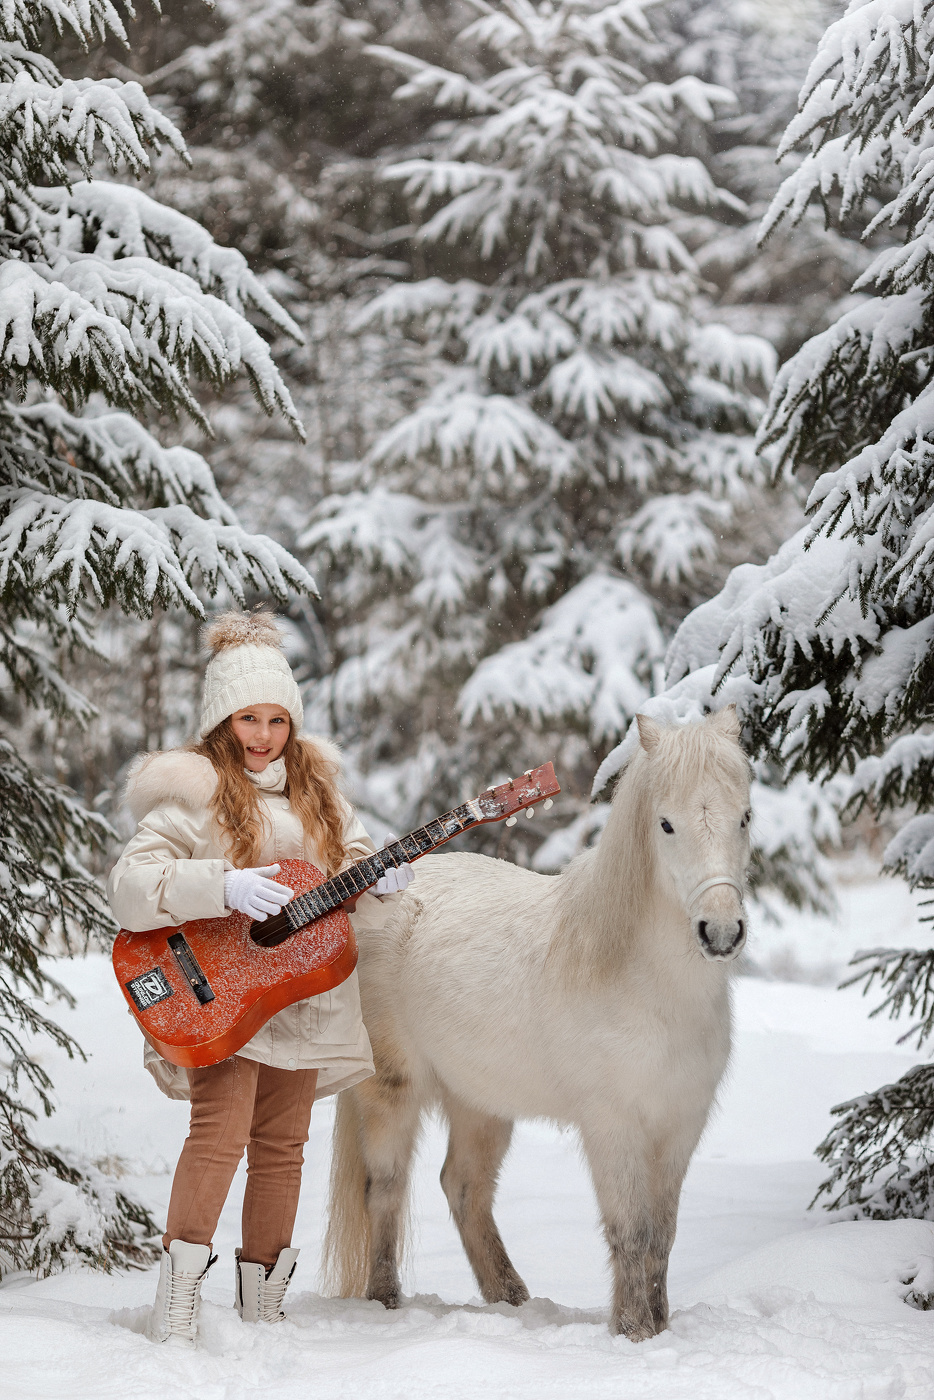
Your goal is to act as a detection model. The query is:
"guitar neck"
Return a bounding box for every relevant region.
[253,762,559,944]
[279,799,484,930]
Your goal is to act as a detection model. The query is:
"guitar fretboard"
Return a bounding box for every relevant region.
[280,800,483,931]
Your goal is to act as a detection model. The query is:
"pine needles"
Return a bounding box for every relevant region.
[813,944,934,1217]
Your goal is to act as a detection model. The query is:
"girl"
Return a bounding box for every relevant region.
[107,612,412,1347]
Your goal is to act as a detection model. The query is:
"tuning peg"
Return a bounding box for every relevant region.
[525,807,535,818]
[505,816,517,827]
[543,798,553,810]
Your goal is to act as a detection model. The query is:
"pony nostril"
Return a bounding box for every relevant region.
[697,919,745,956]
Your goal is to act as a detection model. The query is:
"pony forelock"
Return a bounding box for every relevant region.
[640,718,750,809]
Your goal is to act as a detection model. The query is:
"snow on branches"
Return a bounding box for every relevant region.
[849,735,934,815]
[1,0,129,50]
[0,735,160,1273]
[884,816,934,888]
[0,252,303,432]
[0,0,314,1277]
[0,72,185,185]
[35,183,302,336]
[459,573,664,742]
[692,0,934,790]
[813,1063,934,1218]
[0,489,312,624]
[0,8,308,607]
[360,0,770,533]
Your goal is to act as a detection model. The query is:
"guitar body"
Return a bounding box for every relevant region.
[112,859,357,1070]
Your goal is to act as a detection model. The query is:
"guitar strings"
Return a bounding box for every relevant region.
[276,778,552,926]
[281,800,482,921]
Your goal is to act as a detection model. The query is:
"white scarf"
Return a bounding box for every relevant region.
[244,757,288,795]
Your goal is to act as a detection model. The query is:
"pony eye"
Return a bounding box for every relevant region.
[660,819,674,834]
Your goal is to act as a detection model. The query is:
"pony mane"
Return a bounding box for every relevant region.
[549,717,750,986]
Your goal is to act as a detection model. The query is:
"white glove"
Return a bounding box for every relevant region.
[224,865,294,921]
[374,840,415,897]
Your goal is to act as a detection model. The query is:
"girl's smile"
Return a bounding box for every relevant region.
[230,704,291,771]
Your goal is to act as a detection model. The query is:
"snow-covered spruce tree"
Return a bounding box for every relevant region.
[302,0,778,845]
[137,0,436,534]
[0,0,312,1273]
[32,0,453,804]
[669,0,871,365]
[657,0,934,1216]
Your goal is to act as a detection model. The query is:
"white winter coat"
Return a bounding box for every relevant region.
[106,744,388,1101]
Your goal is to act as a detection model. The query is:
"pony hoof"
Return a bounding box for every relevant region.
[367,1287,400,1310]
[612,1315,655,1343]
[480,1276,530,1307]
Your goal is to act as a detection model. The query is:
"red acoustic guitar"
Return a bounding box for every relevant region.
[112,762,560,1069]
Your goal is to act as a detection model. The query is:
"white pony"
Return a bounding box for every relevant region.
[324,708,751,1340]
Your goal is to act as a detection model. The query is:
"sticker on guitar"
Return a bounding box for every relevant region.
[125,967,174,1011]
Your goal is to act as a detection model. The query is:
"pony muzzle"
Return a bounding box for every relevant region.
[689,876,746,961]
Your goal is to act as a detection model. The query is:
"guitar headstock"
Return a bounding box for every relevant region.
[474,762,560,823]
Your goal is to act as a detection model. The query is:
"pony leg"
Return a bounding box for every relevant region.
[582,1129,655,1341]
[440,1095,530,1307]
[644,1196,677,1333]
[355,1070,422,1309]
[645,1145,692,1333]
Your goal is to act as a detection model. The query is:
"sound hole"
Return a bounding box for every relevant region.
[250,912,293,948]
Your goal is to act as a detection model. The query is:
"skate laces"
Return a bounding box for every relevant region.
[262,1268,293,1321]
[167,1258,212,1333]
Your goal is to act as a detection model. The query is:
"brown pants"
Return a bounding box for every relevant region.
[164,1056,317,1270]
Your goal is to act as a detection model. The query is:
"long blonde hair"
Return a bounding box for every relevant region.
[191,720,349,873]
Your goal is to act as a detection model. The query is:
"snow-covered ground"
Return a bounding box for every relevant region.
[3,871,934,1398]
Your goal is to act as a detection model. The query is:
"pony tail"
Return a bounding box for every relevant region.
[321,1090,371,1296]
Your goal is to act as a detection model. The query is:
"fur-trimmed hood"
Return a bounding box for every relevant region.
[123,736,343,823]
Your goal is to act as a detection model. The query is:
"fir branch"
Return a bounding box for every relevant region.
[33,183,302,341]
[0,73,186,185]
[0,1102,160,1274]
[813,1063,934,1217]
[843,947,934,1050]
[0,1,131,53]
[883,817,934,891]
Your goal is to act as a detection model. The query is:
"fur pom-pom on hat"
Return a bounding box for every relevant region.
[198,609,303,739]
[203,610,284,655]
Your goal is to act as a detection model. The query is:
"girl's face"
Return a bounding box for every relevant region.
[230,704,291,772]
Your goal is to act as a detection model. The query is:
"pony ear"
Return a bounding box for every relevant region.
[708,703,740,739]
[636,714,662,754]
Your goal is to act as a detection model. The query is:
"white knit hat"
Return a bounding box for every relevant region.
[198,611,303,739]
